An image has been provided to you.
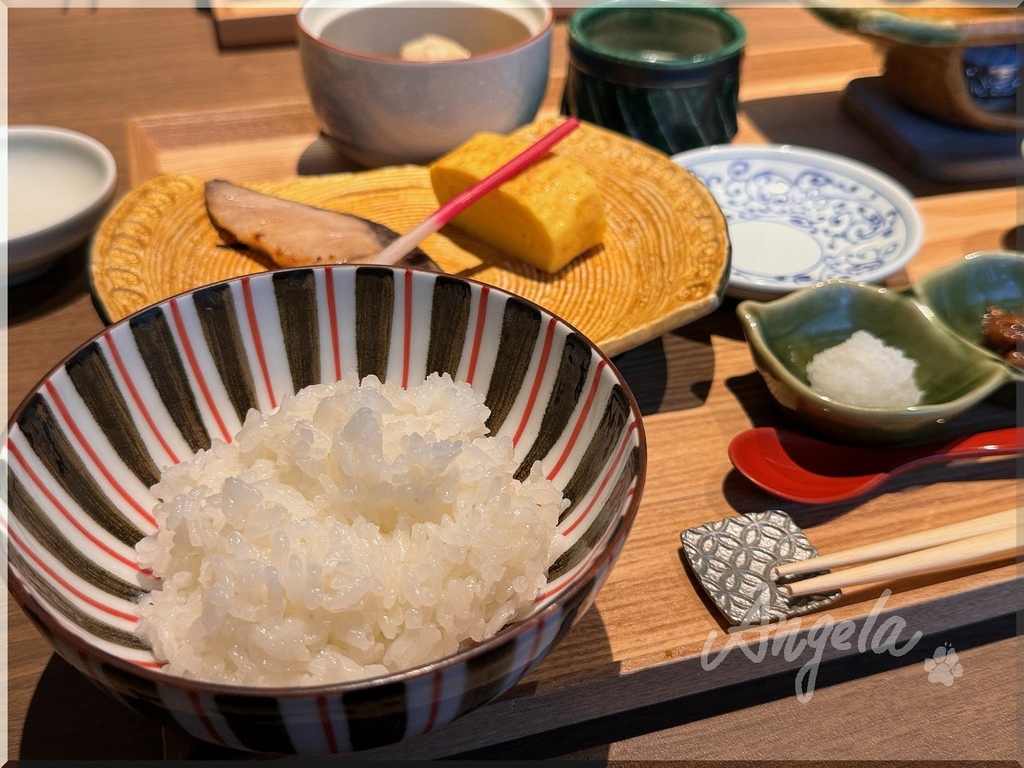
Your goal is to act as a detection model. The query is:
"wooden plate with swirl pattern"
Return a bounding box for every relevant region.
[90,118,730,356]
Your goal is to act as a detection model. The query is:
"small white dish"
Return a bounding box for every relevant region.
[672,144,924,300]
[6,125,117,285]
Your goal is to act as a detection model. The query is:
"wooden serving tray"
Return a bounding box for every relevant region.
[103,118,732,356]
[121,101,1020,760]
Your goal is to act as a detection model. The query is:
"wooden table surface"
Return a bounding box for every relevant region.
[6,6,1022,763]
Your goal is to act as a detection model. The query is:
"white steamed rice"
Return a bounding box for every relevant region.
[136,372,569,687]
[805,330,923,408]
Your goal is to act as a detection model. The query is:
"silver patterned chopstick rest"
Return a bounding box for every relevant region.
[681,510,841,625]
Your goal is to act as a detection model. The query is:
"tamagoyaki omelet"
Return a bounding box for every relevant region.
[429,132,607,274]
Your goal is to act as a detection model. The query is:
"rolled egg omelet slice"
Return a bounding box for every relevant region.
[429,132,607,274]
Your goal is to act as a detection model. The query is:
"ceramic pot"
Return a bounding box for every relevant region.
[561,0,746,155]
[812,7,1022,133]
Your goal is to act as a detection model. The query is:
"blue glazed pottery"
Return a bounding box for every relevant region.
[963,44,1019,112]
[562,0,746,155]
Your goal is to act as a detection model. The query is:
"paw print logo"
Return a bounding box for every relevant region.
[924,644,963,687]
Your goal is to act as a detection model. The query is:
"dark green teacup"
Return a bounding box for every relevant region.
[562,0,746,155]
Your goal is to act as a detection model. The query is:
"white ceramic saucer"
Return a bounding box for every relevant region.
[672,144,924,300]
[6,125,117,285]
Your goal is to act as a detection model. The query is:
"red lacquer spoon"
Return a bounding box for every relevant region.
[728,426,1023,504]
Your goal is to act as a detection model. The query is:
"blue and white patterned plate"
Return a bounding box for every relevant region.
[672,144,924,300]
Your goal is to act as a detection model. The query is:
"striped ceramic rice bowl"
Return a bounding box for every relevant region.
[3,265,646,754]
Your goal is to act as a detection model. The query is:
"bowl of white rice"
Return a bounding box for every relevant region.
[737,279,1013,444]
[4,265,646,754]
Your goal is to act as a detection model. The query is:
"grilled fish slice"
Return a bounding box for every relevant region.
[205,180,436,270]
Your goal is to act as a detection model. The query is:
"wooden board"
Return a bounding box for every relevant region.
[116,98,1021,761]
[209,0,303,48]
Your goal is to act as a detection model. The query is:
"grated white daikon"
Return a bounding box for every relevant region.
[805,330,923,408]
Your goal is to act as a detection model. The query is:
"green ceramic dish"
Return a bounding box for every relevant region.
[737,279,1013,444]
[810,6,1021,48]
[909,250,1024,378]
[562,1,746,155]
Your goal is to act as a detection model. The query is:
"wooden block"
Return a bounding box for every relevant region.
[210,0,303,48]
[126,101,324,186]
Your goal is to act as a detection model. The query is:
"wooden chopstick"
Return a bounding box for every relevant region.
[780,523,1021,599]
[774,508,1018,580]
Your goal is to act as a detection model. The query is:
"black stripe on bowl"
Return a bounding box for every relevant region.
[548,445,640,581]
[7,471,145,602]
[65,342,162,489]
[426,275,473,377]
[343,680,408,751]
[213,693,295,754]
[514,332,592,482]
[121,690,178,730]
[16,394,146,546]
[273,269,321,394]
[8,548,149,650]
[558,385,630,523]
[98,659,173,725]
[354,267,395,382]
[129,307,211,454]
[453,633,520,720]
[485,300,542,436]
[192,283,259,425]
